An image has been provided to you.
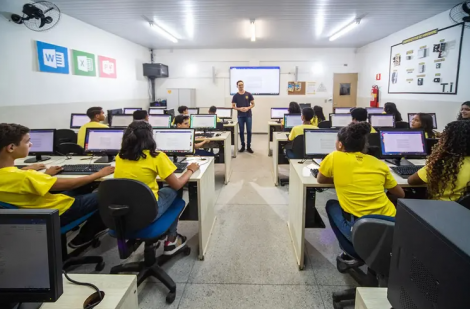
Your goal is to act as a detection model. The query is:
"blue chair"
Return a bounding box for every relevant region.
[0,201,105,271]
[98,179,190,305]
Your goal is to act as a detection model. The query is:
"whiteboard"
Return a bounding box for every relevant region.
[388,24,464,94]
[230,66,280,95]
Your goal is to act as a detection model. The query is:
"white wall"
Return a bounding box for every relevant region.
[0,0,150,129]
[356,10,470,129]
[153,48,358,133]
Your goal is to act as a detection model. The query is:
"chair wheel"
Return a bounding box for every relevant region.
[166,292,176,304]
[184,247,191,256]
[92,239,101,248]
[95,261,105,272]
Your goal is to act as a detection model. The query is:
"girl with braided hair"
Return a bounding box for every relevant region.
[408,120,470,201]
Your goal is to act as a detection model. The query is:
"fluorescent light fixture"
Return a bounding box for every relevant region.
[250,20,256,42]
[149,22,178,43]
[329,19,361,41]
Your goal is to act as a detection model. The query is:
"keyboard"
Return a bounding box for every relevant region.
[174,162,188,173]
[195,133,215,138]
[310,168,319,178]
[59,164,111,175]
[390,165,424,178]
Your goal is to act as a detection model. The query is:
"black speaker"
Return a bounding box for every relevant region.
[143,63,169,78]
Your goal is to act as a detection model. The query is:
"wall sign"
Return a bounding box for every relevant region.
[72,50,96,76]
[98,56,117,78]
[36,41,70,74]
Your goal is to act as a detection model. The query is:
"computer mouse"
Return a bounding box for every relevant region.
[200,158,207,161]
[83,291,105,309]
[216,133,221,136]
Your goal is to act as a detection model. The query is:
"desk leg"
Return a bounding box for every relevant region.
[224,134,232,184]
[198,161,216,260]
[233,125,238,158]
[272,137,279,186]
[305,188,326,228]
[287,162,306,270]
[268,124,273,156]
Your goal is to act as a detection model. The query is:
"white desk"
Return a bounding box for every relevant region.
[287,160,426,269]
[197,131,232,184]
[42,274,137,309]
[223,121,238,158]
[272,132,289,186]
[267,121,282,156]
[355,288,391,309]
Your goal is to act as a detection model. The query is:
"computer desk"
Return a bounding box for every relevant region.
[196,131,232,184]
[355,288,391,309]
[14,156,217,261]
[223,121,238,158]
[287,160,426,270]
[267,121,282,156]
[272,132,290,185]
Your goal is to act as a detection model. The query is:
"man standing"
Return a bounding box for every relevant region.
[232,80,255,153]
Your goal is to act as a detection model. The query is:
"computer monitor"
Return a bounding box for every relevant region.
[148,115,172,128]
[299,103,312,110]
[107,108,123,125]
[110,115,133,128]
[69,114,89,129]
[379,130,427,159]
[330,114,353,127]
[187,108,199,115]
[283,114,303,129]
[148,108,165,115]
[25,129,55,163]
[388,199,470,309]
[216,107,233,119]
[84,128,124,163]
[334,107,352,114]
[123,107,142,114]
[271,108,289,119]
[304,129,338,159]
[190,114,217,130]
[0,209,63,308]
[407,113,438,129]
[366,107,385,114]
[164,109,175,118]
[153,129,195,158]
[369,114,395,128]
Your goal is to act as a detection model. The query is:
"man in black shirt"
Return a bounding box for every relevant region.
[231,80,255,153]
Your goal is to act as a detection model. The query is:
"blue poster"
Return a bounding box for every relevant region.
[36,41,70,74]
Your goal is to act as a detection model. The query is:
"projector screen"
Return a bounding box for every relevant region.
[230,66,280,95]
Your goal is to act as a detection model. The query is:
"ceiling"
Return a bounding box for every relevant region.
[50,0,462,49]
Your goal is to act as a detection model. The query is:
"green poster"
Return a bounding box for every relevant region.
[72,50,96,76]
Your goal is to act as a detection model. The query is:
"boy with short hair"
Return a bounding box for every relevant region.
[172,106,190,126]
[351,108,376,133]
[208,106,221,122]
[286,107,318,159]
[174,115,213,156]
[77,107,108,147]
[133,110,149,121]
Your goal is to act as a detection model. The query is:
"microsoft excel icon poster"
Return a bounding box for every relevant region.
[72,50,96,76]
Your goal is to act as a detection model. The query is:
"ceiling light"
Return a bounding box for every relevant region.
[329,19,361,41]
[250,20,256,42]
[149,22,178,43]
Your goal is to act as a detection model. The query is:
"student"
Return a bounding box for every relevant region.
[77,107,108,147]
[208,106,221,122]
[351,108,376,133]
[317,122,405,261]
[457,101,470,120]
[133,110,149,122]
[313,105,326,126]
[281,102,301,127]
[174,115,213,156]
[383,102,403,122]
[410,113,435,138]
[0,123,115,248]
[172,105,190,125]
[408,120,470,201]
[114,121,200,254]
[285,107,317,159]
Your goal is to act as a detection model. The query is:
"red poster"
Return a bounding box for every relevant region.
[98,56,117,78]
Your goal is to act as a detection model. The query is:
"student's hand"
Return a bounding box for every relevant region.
[187,162,200,173]
[95,166,115,178]
[45,166,63,176]
[203,139,210,144]
[22,163,46,171]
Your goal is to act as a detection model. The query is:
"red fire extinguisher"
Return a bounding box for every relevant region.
[370,85,379,107]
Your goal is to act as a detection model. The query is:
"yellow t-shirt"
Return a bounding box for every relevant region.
[77,122,109,147]
[417,157,470,201]
[371,127,377,133]
[319,151,397,218]
[0,167,74,215]
[114,150,177,201]
[289,124,318,141]
[310,117,319,127]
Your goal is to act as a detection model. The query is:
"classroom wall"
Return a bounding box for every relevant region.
[0,0,150,129]
[356,10,470,129]
[153,48,358,133]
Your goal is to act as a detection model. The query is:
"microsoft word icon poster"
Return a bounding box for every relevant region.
[36,41,70,74]
[72,50,96,77]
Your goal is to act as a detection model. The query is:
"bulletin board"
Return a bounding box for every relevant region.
[288,81,306,95]
[388,23,464,95]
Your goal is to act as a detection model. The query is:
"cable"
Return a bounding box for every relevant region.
[62,270,103,309]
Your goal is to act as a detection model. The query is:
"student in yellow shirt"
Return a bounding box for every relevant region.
[208,106,221,122]
[171,105,190,126]
[281,102,301,128]
[114,121,200,255]
[317,122,404,262]
[133,110,149,122]
[0,123,115,248]
[410,113,435,138]
[408,120,470,201]
[174,115,214,156]
[350,107,376,133]
[312,105,326,127]
[286,107,318,159]
[77,107,108,147]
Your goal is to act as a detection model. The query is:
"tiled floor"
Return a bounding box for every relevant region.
[72,134,356,309]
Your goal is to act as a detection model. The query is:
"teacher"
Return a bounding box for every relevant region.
[232,80,255,153]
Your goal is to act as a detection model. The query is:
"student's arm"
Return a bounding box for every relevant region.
[408,167,427,186]
[195,139,209,149]
[384,167,405,198]
[387,185,405,198]
[317,172,334,184]
[164,163,200,190]
[317,152,334,184]
[21,163,45,171]
[49,166,115,191]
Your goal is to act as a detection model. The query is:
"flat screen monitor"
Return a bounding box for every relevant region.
[304,129,338,158]
[123,108,142,114]
[379,130,427,158]
[216,108,233,119]
[148,108,165,115]
[148,115,172,128]
[0,209,63,305]
[164,109,175,117]
[366,107,385,114]
[107,108,123,125]
[271,108,289,119]
[84,128,124,155]
[153,129,195,156]
[407,113,438,129]
[25,129,55,163]
[70,114,89,129]
[299,103,311,110]
[110,115,133,127]
[284,114,303,129]
[187,108,199,115]
[330,114,352,127]
[190,115,217,129]
[334,107,352,114]
[369,114,395,128]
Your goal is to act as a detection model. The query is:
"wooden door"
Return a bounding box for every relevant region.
[333,73,358,108]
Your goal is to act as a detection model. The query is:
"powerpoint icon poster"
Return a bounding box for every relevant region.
[72,49,97,77]
[36,41,70,74]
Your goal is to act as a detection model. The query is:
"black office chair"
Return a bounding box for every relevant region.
[318,121,331,128]
[216,122,224,130]
[280,135,304,186]
[426,138,439,155]
[98,179,190,304]
[55,129,78,144]
[395,121,409,129]
[57,143,85,156]
[457,193,470,211]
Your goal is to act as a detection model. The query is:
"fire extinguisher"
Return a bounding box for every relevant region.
[370,85,379,107]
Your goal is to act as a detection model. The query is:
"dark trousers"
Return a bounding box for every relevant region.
[238,116,252,147]
[325,199,358,258]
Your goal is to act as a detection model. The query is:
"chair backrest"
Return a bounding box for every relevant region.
[55,129,78,145]
[457,193,470,211]
[216,122,224,130]
[291,135,305,159]
[395,121,409,129]
[57,143,84,156]
[318,121,331,128]
[352,215,395,278]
